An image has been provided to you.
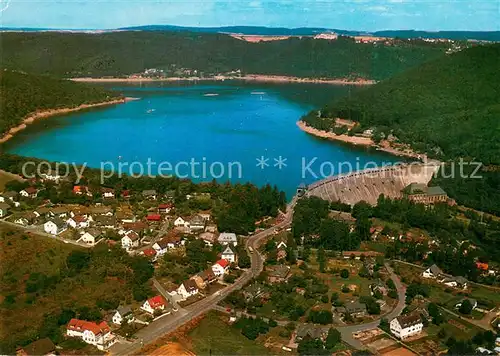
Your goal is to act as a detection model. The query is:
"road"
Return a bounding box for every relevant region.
[110,199,297,355]
[213,262,406,351]
[335,262,407,349]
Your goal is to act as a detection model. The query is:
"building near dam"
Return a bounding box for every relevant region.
[402,182,450,205]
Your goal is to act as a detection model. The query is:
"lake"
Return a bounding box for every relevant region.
[5,81,401,199]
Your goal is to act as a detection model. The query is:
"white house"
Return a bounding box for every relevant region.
[158,203,173,214]
[41,170,61,182]
[66,319,116,351]
[0,203,10,218]
[212,259,230,277]
[152,239,169,257]
[422,264,443,279]
[67,215,91,229]
[121,231,140,250]
[20,187,38,198]
[277,240,288,250]
[44,218,67,235]
[112,306,134,325]
[140,295,167,314]
[176,280,199,300]
[442,276,468,290]
[218,232,238,246]
[101,188,115,199]
[390,314,423,340]
[174,217,189,228]
[79,229,101,246]
[189,215,205,232]
[14,217,29,226]
[142,190,157,200]
[221,245,236,263]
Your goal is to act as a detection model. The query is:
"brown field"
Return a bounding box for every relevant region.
[0,169,24,190]
[147,343,195,356]
[381,347,417,356]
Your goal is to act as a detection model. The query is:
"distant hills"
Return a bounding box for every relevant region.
[1,25,499,41]
[303,44,500,165]
[0,31,447,80]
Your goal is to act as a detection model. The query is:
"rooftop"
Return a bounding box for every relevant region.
[395,313,422,328]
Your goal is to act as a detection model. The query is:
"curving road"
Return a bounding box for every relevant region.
[110,199,297,355]
[110,197,405,354]
[336,262,406,349]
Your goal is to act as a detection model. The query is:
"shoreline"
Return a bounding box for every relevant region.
[71,74,376,86]
[297,120,427,161]
[0,97,137,144]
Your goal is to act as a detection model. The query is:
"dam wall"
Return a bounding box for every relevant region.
[305,163,440,205]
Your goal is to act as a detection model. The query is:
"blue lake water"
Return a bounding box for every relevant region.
[5,81,401,199]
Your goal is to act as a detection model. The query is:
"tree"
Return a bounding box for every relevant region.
[379,318,389,331]
[325,328,341,350]
[459,299,473,315]
[66,250,91,273]
[340,269,349,278]
[307,310,333,325]
[317,248,326,272]
[331,292,339,302]
[297,338,328,355]
[437,328,447,339]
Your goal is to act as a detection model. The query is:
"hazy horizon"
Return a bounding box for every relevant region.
[1,0,499,32]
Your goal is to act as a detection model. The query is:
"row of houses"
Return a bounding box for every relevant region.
[422,264,469,289]
[168,259,232,301]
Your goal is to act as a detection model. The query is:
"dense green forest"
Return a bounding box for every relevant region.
[431,164,500,216]
[0,31,448,80]
[302,44,500,165]
[0,70,120,134]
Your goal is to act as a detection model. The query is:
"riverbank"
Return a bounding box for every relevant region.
[71,74,376,86]
[0,97,136,144]
[297,120,427,161]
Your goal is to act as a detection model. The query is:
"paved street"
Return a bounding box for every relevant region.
[214,262,407,350]
[110,199,297,355]
[335,262,407,349]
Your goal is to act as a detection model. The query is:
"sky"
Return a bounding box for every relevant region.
[1,0,499,31]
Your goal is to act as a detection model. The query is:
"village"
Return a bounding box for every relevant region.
[0,169,268,353]
[2,167,500,356]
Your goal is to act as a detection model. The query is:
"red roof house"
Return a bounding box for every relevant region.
[141,295,167,314]
[67,318,110,335]
[216,259,230,269]
[476,262,489,271]
[146,214,162,222]
[148,295,166,309]
[142,248,157,258]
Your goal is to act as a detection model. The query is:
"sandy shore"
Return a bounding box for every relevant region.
[297,120,426,160]
[71,74,376,86]
[0,97,136,144]
[297,120,374,146]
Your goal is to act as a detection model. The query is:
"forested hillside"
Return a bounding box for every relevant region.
[0,31,448,80]
[303,44,500,165]
[0,70,119,134]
